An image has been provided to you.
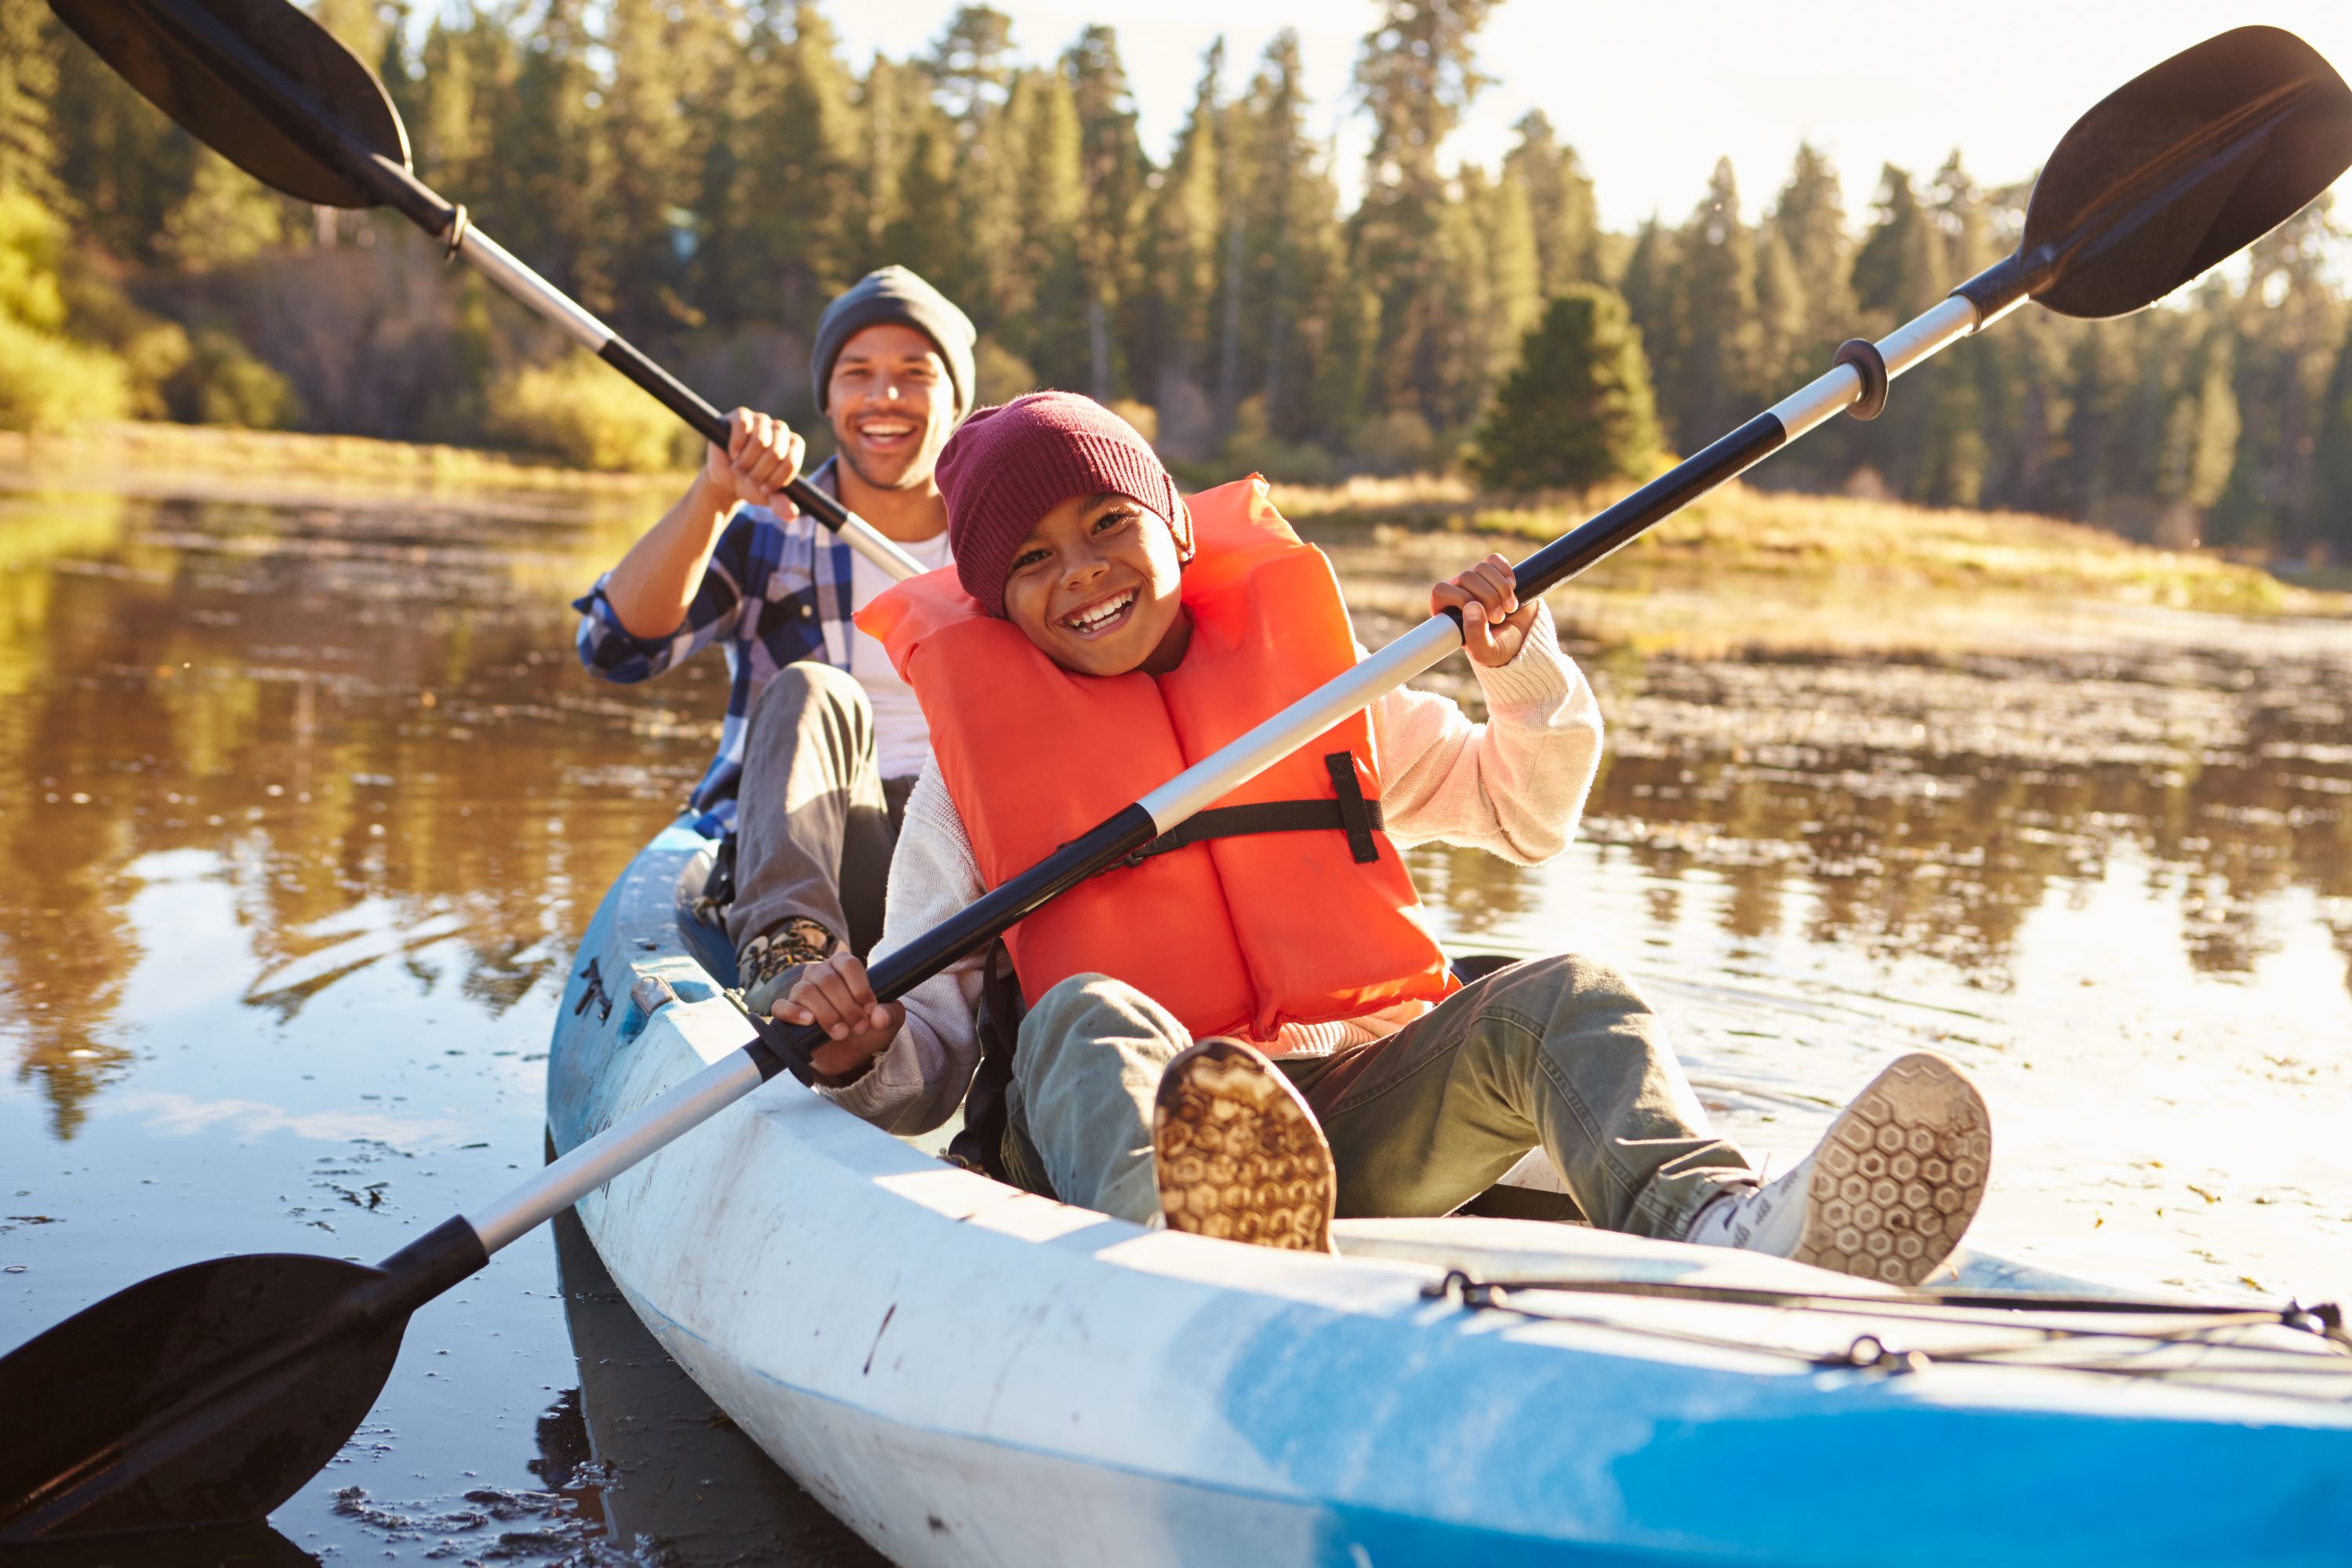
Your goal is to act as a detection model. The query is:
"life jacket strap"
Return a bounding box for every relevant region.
[1118,753,1385,869]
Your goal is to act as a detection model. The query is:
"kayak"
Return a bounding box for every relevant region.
[547,817,2352,1568]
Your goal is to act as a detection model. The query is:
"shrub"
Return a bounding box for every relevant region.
[168,327,299,429]
[1350,409,1439,477]
[1220,397,1340,486]
[0,315,132,432]
[1470,285,1663,492]
[972,339,1038,407]
[120,321,193,419]
[1106,398,1158,444]
[487,350,695,473]
[0,189,69,332]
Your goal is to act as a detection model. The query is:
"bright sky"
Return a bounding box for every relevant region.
[829,1,2352,227]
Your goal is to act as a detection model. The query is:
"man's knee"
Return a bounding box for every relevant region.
[749,659,865,731]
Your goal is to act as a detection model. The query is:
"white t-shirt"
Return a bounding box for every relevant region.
[846,529,954,780]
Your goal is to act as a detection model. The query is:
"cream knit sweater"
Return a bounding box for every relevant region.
[822,601,1602,1134]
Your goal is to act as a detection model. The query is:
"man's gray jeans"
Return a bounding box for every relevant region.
[1001,955,1755,1240]
[724,662,913,960]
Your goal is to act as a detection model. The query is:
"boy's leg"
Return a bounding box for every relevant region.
[1287,954,1752,1240]
[728,662,895,1006]
[1002,973,1192,1224]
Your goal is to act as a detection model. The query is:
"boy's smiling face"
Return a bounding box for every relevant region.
[1001,491,1191,677]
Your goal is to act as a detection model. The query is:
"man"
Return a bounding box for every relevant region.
[573,266,975,1011]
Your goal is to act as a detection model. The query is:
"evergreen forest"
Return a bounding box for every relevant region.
[5,0,2352,554]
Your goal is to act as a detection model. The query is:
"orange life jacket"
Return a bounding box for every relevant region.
[857,476,1454,1041]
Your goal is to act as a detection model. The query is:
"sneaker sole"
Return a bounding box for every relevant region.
[1796,1052,1990,1287]
[1152,1038,1335,1253]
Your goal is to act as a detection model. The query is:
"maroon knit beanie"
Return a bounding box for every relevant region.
[935,391,1190,616]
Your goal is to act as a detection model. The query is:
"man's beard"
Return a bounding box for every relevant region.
[837,435,935,493]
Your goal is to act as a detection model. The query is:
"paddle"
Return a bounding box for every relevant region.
[6,16,2349,1544]
[39,0,926,581]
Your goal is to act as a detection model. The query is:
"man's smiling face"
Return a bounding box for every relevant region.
[826,322,956,492]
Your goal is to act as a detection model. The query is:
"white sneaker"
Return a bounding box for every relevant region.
[1682,1052,1991,1287]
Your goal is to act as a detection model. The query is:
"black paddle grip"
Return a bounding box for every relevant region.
[365,1216,488,1319]
[1511,413,1787,601]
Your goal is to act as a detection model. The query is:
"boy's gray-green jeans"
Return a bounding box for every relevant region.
[1000,955,1756,1239]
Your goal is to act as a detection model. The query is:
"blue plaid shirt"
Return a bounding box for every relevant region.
[574,458,858,837]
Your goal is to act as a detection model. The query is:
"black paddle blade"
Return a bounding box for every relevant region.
[46,0,408,208]
[2026,24,2352,318]
[0,1254,406,1540]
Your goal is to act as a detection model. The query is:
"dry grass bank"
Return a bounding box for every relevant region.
[1271,473,2321,618]
[0,421,690,500]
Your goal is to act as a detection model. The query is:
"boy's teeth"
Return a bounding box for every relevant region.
[1070,592,1131,630]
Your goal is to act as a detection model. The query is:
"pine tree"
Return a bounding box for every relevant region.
[599,0,694,334]
[1751,223,1805,392]
[883,101,967,316]
[1225,31,1345,440]
[928,5,1014,122]
[1063,25,1149,403]
[1470,285,1662,491]
[1348,0,1499,427]
[1142,39,1226,450]
[496,0,606,310]
[49,24,199,265]
[1668,157,1762,451]
[1915,154,1997,506]
[1005,66,1086,383]
[1617,216,1682,448]
[1479,168,1541,387]
[2158,320,2241,517]
[2311,325,2352,556]
[158,148,286,269]
[741,2,861,327]
[1769,143,1852,349]
[848,55,920,274]
[1501,111,1599,293]
[1850,165,1955,495]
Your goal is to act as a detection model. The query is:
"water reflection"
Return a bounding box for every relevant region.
[0,482,695,1134]
[1559,637,2352,987]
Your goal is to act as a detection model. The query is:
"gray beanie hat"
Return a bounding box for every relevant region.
[811,265,978,419]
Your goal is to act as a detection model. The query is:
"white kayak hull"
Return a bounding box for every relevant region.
[549,820,2352,1567]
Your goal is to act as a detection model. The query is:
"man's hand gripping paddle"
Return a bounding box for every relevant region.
[6,6,2349,1541]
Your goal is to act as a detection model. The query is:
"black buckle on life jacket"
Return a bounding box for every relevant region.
[1324,752,1379,865]
[1113,752,1385,869]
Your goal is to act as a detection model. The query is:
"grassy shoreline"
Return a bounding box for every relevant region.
[0,421,2328,619]
[0,421,690,499]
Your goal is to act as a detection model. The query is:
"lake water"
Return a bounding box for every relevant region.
[2,467,2348,1564]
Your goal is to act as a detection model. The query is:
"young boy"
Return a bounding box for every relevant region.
[769,392,1992,1284]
